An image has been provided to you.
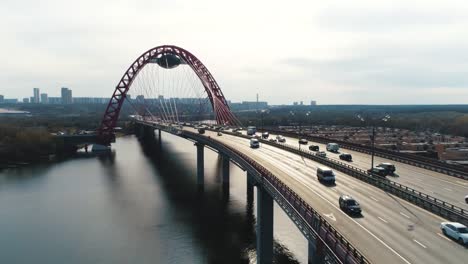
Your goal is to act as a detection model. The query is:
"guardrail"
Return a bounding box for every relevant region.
[137,121,369,264]
[221,130,468,226]
[265,128,468,180]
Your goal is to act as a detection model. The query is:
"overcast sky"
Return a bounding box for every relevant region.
[1,0,468,104]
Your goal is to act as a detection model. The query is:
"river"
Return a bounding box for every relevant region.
[0,133,307,263]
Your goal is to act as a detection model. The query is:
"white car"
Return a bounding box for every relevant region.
[440,222,468,245]
[465,195,468,204]
[276,135,286,143]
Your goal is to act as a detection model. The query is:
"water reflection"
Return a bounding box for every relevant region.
[0,135,300,264]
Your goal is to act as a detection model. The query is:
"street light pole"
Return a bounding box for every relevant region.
[357,114,390,169]
[371,125,375,169]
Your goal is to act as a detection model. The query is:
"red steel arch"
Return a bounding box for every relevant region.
[97,45,239,144]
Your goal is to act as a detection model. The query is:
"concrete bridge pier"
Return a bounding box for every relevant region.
[256,186,274,264]
[308,237,325,264]
[143,126,155,141]
[221,154,230,199]
[246,172,254,207]
[196,143,204,187]
[158,129,162,148]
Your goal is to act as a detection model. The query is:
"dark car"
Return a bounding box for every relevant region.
[309,145,319,151]
[367,167,388,177]
[339,153,353,161]
[262,132,269,139]
[339,195,362,215]
[299,138,308,145]
[377,163,396,175]
[198,128,206,134]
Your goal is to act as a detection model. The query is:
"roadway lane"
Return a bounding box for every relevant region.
[253,131,468,209]
[194,129,468,264]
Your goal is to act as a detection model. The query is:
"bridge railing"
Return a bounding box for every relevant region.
[174,128,370,264]
[265,128,468,180]
[221,130,468,226]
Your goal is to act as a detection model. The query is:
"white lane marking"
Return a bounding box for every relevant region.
[370,196,379,202]
[378,217,389,223]
[437,233,452,241]
[456,181,467,186]
[331,188,338,192]
[324,213,336,221]
[413,239,427,249]
[400,212,411,219]
[443,187,452,192]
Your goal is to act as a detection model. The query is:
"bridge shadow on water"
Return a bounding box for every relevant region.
[136,135,300,264]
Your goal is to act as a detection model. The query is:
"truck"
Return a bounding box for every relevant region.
[326,143,340,152]
[247,126,257,136]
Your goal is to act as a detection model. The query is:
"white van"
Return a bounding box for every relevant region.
[250,138,260,148]
[326,143,340,152]
[247,126,257,136]
[317,167,335,183]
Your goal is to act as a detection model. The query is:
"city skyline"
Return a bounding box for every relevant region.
[1,0,468,104]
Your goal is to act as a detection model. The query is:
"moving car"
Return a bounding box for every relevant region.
[317,167,335,183]
[198,128,206,134]
[316,151,327,157]
[367,167,388,177]
[377,163,396,175]
[309,145,319,151]
[269,138,277,142]
[339,195,362,215]
[217,132,222,136]
[440,222,468,245]
[247,126,257,136]
[465,195,468,204]
[339,153,353,161]
[276,135,286,142]
[250,138,260,148]
[299,138,308,145]
[262,132,269,139]
[326,143,340,152]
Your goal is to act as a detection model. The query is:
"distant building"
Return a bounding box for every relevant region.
[40,93,48,104]
[73,97,109,104]
[241,101,268,110]
[4,99,18,103]
[30,96,34,103]
[0,95,4,103]
[61,87,73,104]
[136,95,145,103]
[23,98,30,103]
[310,100,317,106]
[49,97,62,104]
[33,88,40,103]
[300,101,303,105]
[293,102,298,106]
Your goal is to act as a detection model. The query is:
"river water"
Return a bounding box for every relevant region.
[0,133,307,263]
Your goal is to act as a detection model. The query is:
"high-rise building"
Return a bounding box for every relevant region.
[0,95,4,103]
[40,93,48,104]
[310,100,317,106]
[30,96,34,103]
[136,95,145,102]
[61,87,73,104]
[33,88,40,103]
[23,98,29,103]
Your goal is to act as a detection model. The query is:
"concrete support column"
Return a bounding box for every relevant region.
[196,143,204,187]
[158,129,162,148]
[247,172,254,206]
[222,155,230,186]
[308,237,325,264]
[256,186,273,264]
